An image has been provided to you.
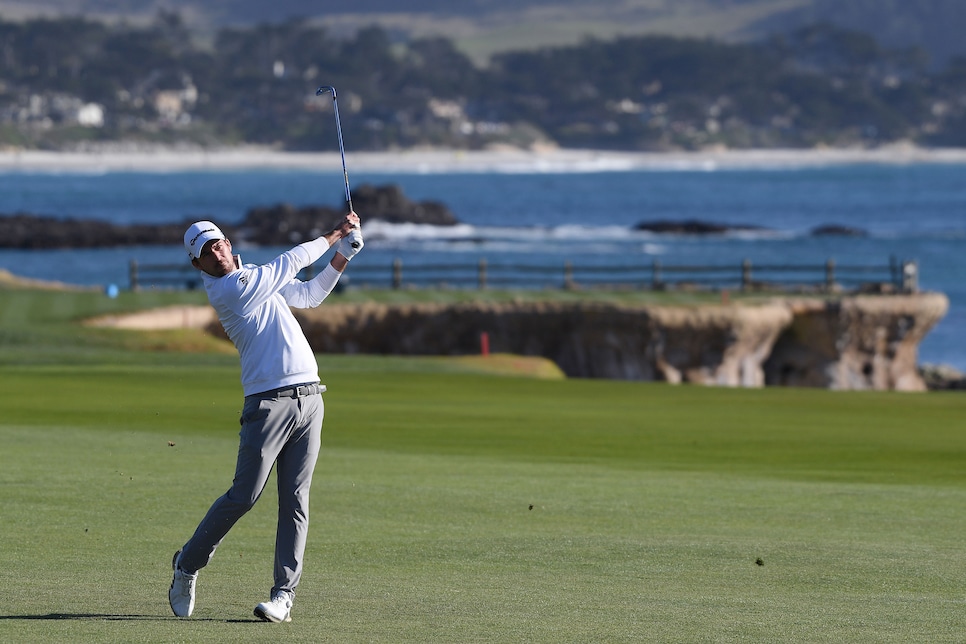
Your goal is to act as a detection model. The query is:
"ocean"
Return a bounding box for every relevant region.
[1,160,964,370]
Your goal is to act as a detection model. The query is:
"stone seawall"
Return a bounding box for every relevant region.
[281,293,948,391]
[764,295,950,390]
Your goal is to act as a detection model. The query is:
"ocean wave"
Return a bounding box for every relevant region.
[361,220,809,246]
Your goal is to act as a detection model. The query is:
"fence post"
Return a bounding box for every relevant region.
[902,261,919,293]
[825,258,835,292]
[129,260,139,291]
[652,259,662,290]
[741,259,751,291]
[392,258,402,290]
[564,261,574,290]
[478,258,487,290]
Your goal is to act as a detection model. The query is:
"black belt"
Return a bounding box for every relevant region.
[254,383,326,399]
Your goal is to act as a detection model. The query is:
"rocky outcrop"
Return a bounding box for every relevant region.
[632,304,793,386]
[238,184,457,245]
[0,183,454,249]
[634,219,768,235]
[920,363,966,390]
[278,293,948,390]
[633,219,869,238]
[810,224,868,237]
[289,300,792,385]
[191,293,950,390]
[763,294,949,391]
[0,213,187,249]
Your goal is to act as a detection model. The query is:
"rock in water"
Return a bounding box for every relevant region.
[634,219,770,235]
[0,183,459,249]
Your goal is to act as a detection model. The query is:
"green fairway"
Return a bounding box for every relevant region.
[1,286,965,642]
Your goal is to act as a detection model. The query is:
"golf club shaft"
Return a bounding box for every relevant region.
[316,85,353,213]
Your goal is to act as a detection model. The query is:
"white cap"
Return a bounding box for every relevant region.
[184,221,226,259]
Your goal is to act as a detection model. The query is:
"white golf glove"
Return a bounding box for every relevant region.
[337,227,364,261]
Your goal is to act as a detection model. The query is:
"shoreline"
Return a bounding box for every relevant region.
[3,144,966,173]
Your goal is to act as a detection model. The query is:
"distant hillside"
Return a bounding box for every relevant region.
[751,0,966,69]
[2,0,964,66]
[3,15,964,152]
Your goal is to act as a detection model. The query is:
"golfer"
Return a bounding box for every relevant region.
[169,212,362,622]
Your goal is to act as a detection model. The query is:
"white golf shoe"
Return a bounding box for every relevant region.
[254,593,293,623]
[168,550,198,617]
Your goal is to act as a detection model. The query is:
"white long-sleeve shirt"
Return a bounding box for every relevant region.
[201,237,342,396]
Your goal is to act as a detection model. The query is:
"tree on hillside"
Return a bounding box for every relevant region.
[0,15,963,150]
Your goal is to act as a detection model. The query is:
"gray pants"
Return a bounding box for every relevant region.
[179,384,324,599]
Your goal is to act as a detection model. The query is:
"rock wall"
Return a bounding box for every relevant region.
[283,293,948,390]
[763,294,949,391]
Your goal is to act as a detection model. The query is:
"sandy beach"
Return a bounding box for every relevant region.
[3,143,966,174]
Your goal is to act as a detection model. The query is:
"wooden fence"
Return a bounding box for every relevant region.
[129,256,918,294]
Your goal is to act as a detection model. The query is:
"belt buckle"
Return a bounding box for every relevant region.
[295,385,307,397]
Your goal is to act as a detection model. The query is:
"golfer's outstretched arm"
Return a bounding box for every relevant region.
[284,213,363,308]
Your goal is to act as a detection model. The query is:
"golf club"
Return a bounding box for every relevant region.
[316,85,353,215]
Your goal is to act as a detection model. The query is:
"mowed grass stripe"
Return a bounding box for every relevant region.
[3,363,966,487]
[1,422,964,642]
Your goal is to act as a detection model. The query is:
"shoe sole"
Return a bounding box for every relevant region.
[254,606,292,623]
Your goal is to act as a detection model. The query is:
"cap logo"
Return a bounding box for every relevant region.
[189,228,217,247]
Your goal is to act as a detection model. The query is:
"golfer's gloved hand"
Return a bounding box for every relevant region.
[337,227,364,261]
